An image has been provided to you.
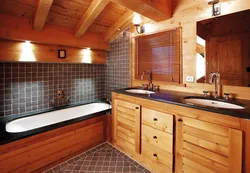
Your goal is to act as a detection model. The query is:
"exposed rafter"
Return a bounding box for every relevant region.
[33,0,53,31]
[103,10,134,42]
[111,0,171,22]
[75,0,110,37]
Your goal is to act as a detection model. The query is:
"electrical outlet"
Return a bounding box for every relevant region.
[186,76,194,82]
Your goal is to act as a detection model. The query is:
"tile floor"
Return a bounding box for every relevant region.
[44,143,151,173]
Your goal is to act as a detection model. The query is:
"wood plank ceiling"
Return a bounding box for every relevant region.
[0,0,172,50]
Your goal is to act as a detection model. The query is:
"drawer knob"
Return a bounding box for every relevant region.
[153,118,158,121]
[135,107,139,109]
[153,153,158,157]
[178,119,183,122]
[153,136,157,139]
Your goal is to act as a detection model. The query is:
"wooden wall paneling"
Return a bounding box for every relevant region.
[33,0,53,31]
[130,0,250,99]
[103,10,134,42]
[0,14,109,50]
[0,115,106,173]
[74,0,110,37]
[111,0,171,22]
[0,40,106,64]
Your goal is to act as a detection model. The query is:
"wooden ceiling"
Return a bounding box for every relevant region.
[0,0,172,50]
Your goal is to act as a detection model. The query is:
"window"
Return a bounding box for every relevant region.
[134,28,182,83]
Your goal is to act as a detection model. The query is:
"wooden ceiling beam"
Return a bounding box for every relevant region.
[75,0,110,37]
[111,0,171,22]
[33,0,53,31]
[103,10,134,42]
[0,14,109,50]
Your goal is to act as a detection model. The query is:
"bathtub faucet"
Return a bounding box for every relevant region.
[50,100,55,107]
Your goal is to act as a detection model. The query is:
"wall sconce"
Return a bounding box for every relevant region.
[132,13,145,34]
[208,0,221,16]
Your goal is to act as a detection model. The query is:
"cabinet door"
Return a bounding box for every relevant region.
[175,115,243,173]
[113,99,141,155]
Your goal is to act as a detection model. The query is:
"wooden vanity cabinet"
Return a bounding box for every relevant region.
[175,115,243,173]
[112,92,245,173]
[141,108,174,173]
[112,94,175,173]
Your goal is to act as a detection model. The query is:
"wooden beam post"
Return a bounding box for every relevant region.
[103,10,134,42]
[111,0,171,22]
[34,0,53,31]
[75,0,110,37]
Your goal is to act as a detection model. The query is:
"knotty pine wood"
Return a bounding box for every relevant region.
[0,39,106,64]
[113,99,141,155]
[74,0,110,37]
[240,119,250,173]
[112,92,250,172]
[111,0,171,22]
[113,92,241,129]
[103,10,134,42]
[0,116,106,173]
[107,114,113,143]
[131,0,250,99]
[0,13,109,50]
[88,2,129,33]
[175,116,243,173]
[33,0,53,31]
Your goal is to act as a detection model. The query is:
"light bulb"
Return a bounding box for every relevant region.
[132,13,142,26]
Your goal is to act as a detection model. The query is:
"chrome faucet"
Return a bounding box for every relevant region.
[209,72,220,98]
[141,71,153,90]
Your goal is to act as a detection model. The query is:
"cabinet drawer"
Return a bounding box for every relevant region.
[142,108,173,134]
[142,124,173,153]
[142,139,173,173]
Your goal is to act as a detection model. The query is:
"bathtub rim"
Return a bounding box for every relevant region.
[0,100,111,145]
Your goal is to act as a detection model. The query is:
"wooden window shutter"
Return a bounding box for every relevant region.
[135,28,182,83]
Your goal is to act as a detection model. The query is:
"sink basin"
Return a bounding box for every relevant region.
[184,97,245,109]
[125,89,155,94]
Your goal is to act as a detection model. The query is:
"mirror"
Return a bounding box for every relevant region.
[196,9,250,87]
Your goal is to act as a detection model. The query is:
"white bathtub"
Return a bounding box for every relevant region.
[6,102,111,133]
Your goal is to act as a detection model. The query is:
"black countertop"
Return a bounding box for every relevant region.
[113,88,250,120]
[0,99,111,145]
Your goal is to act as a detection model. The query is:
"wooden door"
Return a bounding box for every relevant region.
[206,33,250,86]
[113,99,141,155]
[175,115,243,173]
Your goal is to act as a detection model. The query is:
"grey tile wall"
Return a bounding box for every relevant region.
[0,63,105,116]
[105,30,131,99]
[0,30,131,117]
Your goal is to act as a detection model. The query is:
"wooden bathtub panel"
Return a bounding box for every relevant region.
[0,115,106,173]
[0,116,105,154]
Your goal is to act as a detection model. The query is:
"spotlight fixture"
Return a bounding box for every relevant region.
[208,0,221,16]
[132,13,145,34]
